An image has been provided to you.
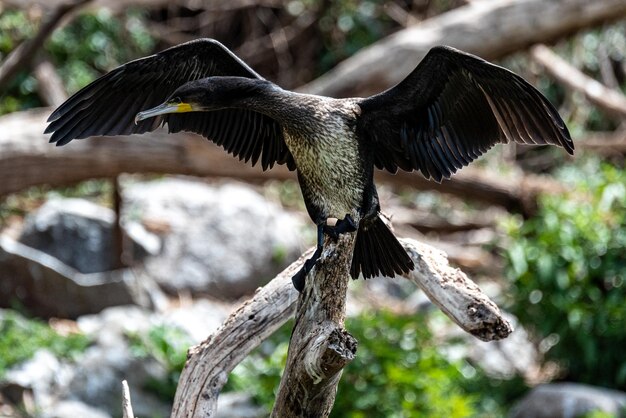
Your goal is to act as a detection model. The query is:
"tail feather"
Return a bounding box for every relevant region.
[350,215,414,279]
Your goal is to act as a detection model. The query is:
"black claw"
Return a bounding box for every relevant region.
[291,246,323,292]
[292,268,307,292]
[337,213,357,233]
[323,214,358,242]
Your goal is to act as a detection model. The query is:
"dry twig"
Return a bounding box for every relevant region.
[530,44,626,120]
[0,0,91,89]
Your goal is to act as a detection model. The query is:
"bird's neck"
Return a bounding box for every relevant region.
[223,78,338,132]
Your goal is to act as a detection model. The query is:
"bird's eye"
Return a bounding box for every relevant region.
[171,96,182,104]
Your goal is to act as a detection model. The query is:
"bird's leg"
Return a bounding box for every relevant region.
[323,213,357,241]
[291,215,358,291]
[291,223,325,292]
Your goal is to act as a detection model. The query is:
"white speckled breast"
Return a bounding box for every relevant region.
[282,98,365,219]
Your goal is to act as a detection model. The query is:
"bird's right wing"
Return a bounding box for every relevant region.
[45,38,294,171]
[357,46,573,182]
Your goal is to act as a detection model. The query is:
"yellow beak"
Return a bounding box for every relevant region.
[135,102,193,124]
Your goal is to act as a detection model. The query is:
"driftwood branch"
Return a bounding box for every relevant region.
[578,130,626,155]
[400,239,511,341]
[0,109,566,215]
[170,237,509,417]
[530,44,626,120]
[271,227,359,417]
[33,59,68,107]
[170,256,301,417]
[301,0,626,98]
[121,380,135,418]
[0,0,91,89]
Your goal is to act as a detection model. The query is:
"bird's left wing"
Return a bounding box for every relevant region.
[46,39,261,144]
[45,38,294,171]
[357,46,573,182]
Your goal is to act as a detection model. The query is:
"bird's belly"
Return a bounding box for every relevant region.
[285,132,365,220]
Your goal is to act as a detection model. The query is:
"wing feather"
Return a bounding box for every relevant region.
[46,38,294,171]
[358,46,573,181]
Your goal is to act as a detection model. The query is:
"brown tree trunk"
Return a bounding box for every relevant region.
[0,109,565,216]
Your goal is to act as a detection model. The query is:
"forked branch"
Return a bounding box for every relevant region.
[169,237,510,417]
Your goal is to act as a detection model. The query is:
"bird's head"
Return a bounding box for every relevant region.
[134,77,271,124]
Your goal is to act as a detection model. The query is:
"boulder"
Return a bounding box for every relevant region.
[19,198,156,273]
[123,178,304,299]
[0,235,165,319]
[509,383,626,418]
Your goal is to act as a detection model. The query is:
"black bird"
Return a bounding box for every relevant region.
[45,39,573,291]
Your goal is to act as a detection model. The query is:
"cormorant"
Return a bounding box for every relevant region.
[45,39,573,291]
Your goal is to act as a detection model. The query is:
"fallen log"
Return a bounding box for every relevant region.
[301,0,626,98]
[0,108,566,215]
[530,44,626,120]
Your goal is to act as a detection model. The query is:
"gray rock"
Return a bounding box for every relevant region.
[69,303,231,416]
[0,198,166,318]
[509,383,626,418]
[47,400,111,418]
[124,178,304,299]
[19,199,152,273]
[215,392,265,418]
[2,349,75,412]
[0,235,166,318]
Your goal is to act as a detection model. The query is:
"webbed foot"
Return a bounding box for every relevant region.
[291,215,358,292]
[292,246,322,292]
[323,214,357,241]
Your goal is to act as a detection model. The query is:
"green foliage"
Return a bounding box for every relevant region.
[503,160,626,389]
[0,310,90,377]
[333,311,477,418]
[315,0,393,73]
[46,8,154,94]
[582,411,618,418]
[128,324,193,402]
[0,8,154,115]
[228,312,491,418]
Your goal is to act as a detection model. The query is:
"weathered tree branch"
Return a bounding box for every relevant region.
[0,0,91,89]
[170,256,301,417]
[170,237,509,417]
[578,130,626,155]
[0,109,566,215]
[530,44,626,120]
[272,228,359,417]
[121,380,135,418]
[33,59,68,107]
[301,0,626,98]
[400,239,511,341]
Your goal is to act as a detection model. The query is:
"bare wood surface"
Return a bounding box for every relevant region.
[33,60,68,107]
[530,44,626,120]
[170,237,507,417]
[0,109,567,215]
[271,229,359,418]
[578,130,626,155]
[121,380,135,418]
[301,0,626,98]
[0,0,91,89]
[170,255,301,417]
[400,239,511,341]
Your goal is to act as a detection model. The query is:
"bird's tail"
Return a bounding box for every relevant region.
[350,215,414,279]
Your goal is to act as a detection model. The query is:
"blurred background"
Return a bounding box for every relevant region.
[0,0,625,417]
